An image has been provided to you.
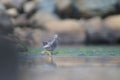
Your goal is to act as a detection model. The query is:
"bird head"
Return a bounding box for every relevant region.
[54,34,58,39]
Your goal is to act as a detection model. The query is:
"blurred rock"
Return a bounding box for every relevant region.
[40,31,56,42]
[30,11,59,28]
[24,1,37,14]
[115,0,120,13]
[44,19,80,32]
[104,15,120,43]
[0,3,6,10]
[14,27,42,47]
[104,15,120,30]
[0,0,27,10]
[84,17,112,44]
[44,19,86,44]
[15,14,30,27]
[14,27,29,41]
[0,0,11,7]
[28,29,42,47]
[74,0,118,16]
[54,0,81,19]
[6,8,18,17]
[84,16,120,44]
[0,10,14,35]
[84,17,103,34]
[0,0,120,45]
[0,10,27,52]
[55,0,72,11]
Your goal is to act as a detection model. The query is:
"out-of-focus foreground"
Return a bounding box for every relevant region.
[20,56,120,80]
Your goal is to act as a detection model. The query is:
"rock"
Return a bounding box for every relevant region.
[14,27,29,41]
[0,0,11,7]
[84,17,103,34]
[84,17,119,44]
[6,8,18,17]
[0,3,6,10]
[74,0,118,16]
[29,29,42,47]
[44,19,80,32]
[104,15,120,30]
[0,4,6,16]
[14,27,42,47]
[115,0,120,13]
[0,10,14,35]
[40,31,56,43]
[54,0,81,19]
[84,17,112,44]
[44,19,86,44]
[15,14,30,27]
[104,15,120,43]
[0,0,27,10]
[23,1,37,13]
[55,0,72,10]
[30,11,59,28]
[0,10,27,52]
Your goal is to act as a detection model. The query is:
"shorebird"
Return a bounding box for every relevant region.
[41,34,58,61]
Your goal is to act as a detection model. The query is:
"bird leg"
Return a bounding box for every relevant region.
[41,50,53,62]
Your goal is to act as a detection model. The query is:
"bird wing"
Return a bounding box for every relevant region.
[43,42,52,51]
[43,34,58,51]
[51,40,57,49]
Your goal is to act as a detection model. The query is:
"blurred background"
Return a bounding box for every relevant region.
[0,0,120,47]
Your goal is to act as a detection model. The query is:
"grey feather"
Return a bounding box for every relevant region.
[43,34,58,51]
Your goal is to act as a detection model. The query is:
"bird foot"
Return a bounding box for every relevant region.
[41,50,53,62]
[41,50,51,56]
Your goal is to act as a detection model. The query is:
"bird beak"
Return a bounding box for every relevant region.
[54,34,58,38]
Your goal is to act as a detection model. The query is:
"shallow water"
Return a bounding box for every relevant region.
[20,45,120,77]
[20,56,120,80]
[27,67,120,80]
